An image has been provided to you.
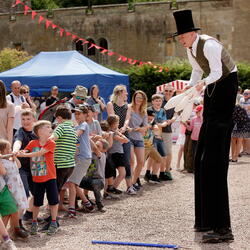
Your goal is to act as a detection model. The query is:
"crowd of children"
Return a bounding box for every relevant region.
[0,83,205,249]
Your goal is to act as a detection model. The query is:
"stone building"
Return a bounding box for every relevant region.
[0,0,249,66]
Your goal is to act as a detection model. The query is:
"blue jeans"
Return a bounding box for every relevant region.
[80,177,104,207]
[122,140,131,178]
[129,138,144,148]
[19,167,34,197]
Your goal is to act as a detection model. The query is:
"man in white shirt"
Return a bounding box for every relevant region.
[173,9,238,243]
[6,80,29,135]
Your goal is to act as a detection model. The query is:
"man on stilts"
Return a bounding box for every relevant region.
[172,9,238,243]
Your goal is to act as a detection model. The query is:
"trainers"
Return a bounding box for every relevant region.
[159,172,173,181]
[103,192,119,200]
[97,202,106,213]
[40,220,60,232]
[144,172,151,182]
[126,186,137,195]
[1,239,17,250]
[133,183,140,191]
[30,222,38,235]
[14,227,29,239]
[85,195,96,205]
[107,187,123,194]
[149,175,161,184]
[83,204,95,213]
[19,219,29,233]
[47,222,58,235]
[68,210,77,218]
[22,211,33,221]
[136,178,142,187]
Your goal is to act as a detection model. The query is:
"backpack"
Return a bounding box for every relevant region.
[10,94,25,103]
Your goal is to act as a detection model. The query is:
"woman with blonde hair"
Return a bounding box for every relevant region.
[0,80,15,144]
[127,90,148,189]
[107,85,136,195]
[20,85,36,112]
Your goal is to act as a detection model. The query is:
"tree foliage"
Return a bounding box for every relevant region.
[31,0,59,10]
[0,48,32,73]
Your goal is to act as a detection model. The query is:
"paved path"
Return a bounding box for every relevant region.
[18,144,250,250]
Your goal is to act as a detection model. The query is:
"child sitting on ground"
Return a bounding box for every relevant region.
[79,139,109,212]
[17,120,59,235]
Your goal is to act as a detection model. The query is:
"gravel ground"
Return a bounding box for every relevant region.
[17,144,250,250]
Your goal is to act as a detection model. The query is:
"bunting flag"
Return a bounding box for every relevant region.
[24,5,30,15]
[12,0,22,7]
[12,0,169,72]
[59,28,64,37]
[38,15,44,24]
[65,31,72,37]
[51,23,57,29]
[45,20,52,29]
[71,34,77,41]
[31,10,37,19]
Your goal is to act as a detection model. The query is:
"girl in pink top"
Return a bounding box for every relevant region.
[187,105,203,156]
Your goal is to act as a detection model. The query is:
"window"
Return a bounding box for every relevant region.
[98,38,108,65]
[87,38,96,56]
[75,39,83,53]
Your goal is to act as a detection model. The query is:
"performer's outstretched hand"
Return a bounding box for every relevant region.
[196,80,205,92]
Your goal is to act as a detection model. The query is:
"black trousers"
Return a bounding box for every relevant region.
[194,72,238,230]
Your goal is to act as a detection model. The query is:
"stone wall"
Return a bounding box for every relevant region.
[0,0,249,66]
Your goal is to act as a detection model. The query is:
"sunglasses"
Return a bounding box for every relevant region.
[165,90,173,93]
[21,91,29,94]
[243,93,250,96]
[75,96,85,100]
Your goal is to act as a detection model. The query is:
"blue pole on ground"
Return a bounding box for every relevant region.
[92,240,180,249]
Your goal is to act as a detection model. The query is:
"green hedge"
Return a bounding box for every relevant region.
[113,60,250,98]
[0,48,32,73]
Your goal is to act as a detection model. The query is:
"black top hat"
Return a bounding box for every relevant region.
[173,9,200,36]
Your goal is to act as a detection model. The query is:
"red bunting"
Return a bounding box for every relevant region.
[71,35,77,41]
[132,60,138,65]
[31,11,37,20]
[17,2,169,71]
[94,45,101,50]
[13,0,22,7]
[88,44,95,49]
[100,49,108,54]
[82,40,89,45]
[59,28,64,37]
[108,51,114,56]
[45,20,52,29]
[38,15,44,24]
[24,5,30,15]
[52,23,57,29]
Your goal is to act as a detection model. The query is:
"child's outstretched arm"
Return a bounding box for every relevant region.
[17,148,49,158]
[12,154,21,168]
[0,160,7,175]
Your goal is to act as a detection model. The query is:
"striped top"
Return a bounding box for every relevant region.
[53,120,77,168]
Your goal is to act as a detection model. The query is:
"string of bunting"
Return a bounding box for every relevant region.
[12,0,168,72]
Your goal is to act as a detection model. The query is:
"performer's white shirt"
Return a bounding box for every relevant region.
[188,34,237,86]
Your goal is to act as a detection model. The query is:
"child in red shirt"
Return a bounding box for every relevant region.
[18,120,58,236]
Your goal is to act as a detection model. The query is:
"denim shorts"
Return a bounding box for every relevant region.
[153,138,166,157]
[130,138,144,148]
